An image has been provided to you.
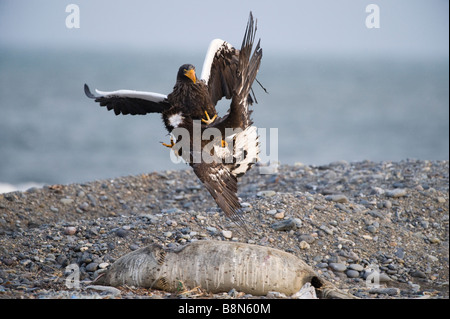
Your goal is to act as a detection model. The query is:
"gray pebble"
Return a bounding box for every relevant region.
[379,273,392,282]
[50,206,59,213]
[129,244,140,251]
[87,194,97,206]
[161,208,182,214]
[348,264,364,272]
[115,228,128,238]
[329,263,347,272]
[77,191,85,198]
[299,241,310,250]
[271,218,297,231]
[325,194,349,203]
[410,270,427,278]
[386,189,407,198]
[85,262,98,272]
[369,288,400,296]
[367,225,377,233]
[78,202,89,211]
[298,234,315,244]
[292,218,302,228]
[222,230,232,239]
[395,247,405,259]
[60,198,74,205]
[86,285,121,297]
[346,270,360,278]
[257,190,276,197]
[319,225,333,235]
[98,262,109,269]
[64,226,77,235]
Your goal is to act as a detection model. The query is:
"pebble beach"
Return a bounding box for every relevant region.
[0,159,448,299]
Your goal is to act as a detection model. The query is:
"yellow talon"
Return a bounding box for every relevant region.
[161,138,175,148]
[221,140,228,148]
[201,110,217,125]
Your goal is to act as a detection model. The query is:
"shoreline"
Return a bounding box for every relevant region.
[0,159,448,299]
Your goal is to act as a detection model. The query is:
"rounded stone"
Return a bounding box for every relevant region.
[299,241,310,250]
[329,263,347,272]
[346,270,360,278]
[222,230,232,239]
[85,262,98,272]
[64,226,77,235]
[348,264,364,272]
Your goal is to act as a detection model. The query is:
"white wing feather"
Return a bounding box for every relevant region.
[200,39,233,83]
[95,89,167,103]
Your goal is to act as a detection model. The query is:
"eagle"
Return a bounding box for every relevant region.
[84,12,263,231]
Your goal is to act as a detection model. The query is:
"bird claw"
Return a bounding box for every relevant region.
[201,111,217,125]
[221,140,228,148]
[161,138,175,148]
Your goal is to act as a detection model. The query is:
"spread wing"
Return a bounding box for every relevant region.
[212,13,262,178]
[200,39,241,106]
[211,12,262,130]
[209,13,262,135]
[84,84,170,115]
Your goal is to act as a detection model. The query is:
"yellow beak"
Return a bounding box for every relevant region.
[184,68,197,84]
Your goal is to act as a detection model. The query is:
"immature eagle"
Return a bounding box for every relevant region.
[84,12,262,231]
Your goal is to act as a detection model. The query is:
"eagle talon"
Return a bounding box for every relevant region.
[221,140,228,148]
[201,111,217,125]
[161,138,175,148]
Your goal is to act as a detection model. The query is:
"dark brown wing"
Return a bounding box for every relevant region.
[84,84,170,115]
[207,12,262,179]
[192,161,248,231]
[200,40,241,106]
[212,12,262,131]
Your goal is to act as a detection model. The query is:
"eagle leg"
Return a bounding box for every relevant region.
[161,138,182,157]
[201,111,217,125]
[161,138,175,148]
[221,140,228,148]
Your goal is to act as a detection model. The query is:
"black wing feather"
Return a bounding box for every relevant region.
[84,84,170,116]
[192,162,248,232]
[211,12,262,131]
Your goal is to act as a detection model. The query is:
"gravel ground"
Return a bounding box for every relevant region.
[0,159,448,299]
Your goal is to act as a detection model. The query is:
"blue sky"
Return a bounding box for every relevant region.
[0,0,448,57]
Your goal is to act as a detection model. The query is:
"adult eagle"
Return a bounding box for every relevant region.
[85,12,262,231]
